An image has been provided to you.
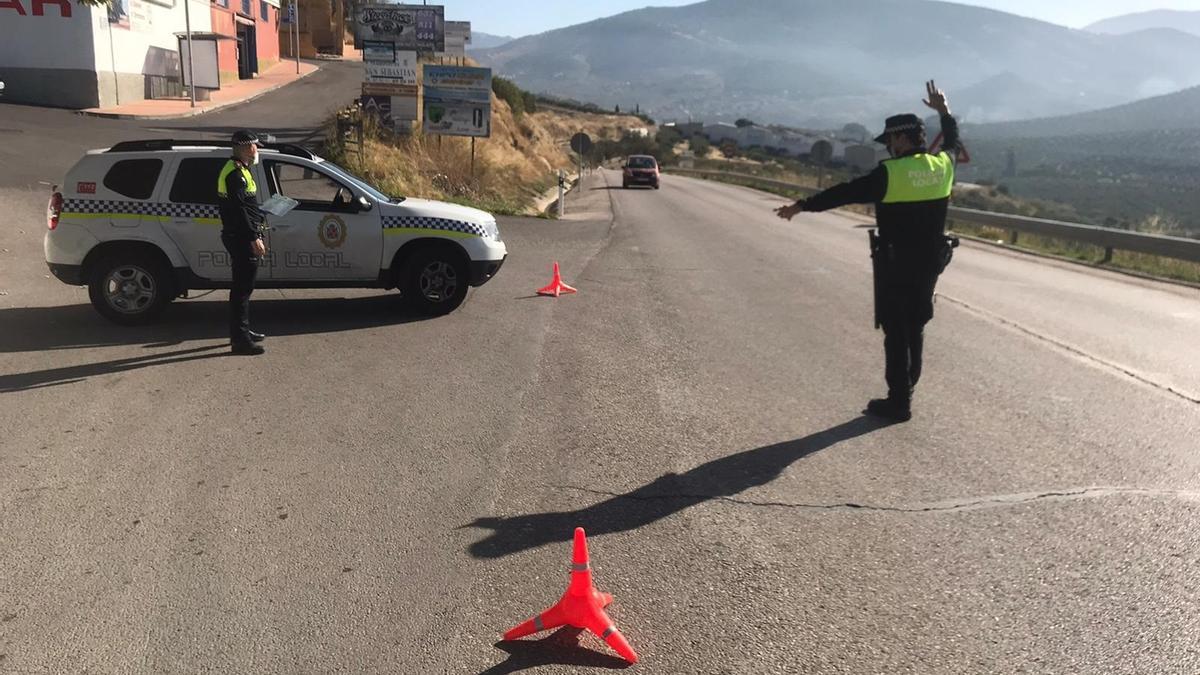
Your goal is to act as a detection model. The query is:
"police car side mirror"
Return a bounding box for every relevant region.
[357,196,373,212]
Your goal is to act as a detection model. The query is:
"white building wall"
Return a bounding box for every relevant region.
[0,4,100,107]
[92,0,213,107]
[0,0,211,108]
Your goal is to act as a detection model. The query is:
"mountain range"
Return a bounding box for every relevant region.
[970,85,1200,139]
[467,32,514,51]
[1085,10,1200,37]
[472,0,1200,128]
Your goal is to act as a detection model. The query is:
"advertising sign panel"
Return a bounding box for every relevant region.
[365,51,417,84]
[362,82,418,97]
[422,65,492,138]
[361,95,392,127]
[443,21,469,57]
[354,4,444,53]
[362,39,396,63]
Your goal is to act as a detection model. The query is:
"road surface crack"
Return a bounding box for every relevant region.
[555,485,1200,514]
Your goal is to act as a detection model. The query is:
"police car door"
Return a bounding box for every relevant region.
[161,156,234,283]
[261,159,380,281]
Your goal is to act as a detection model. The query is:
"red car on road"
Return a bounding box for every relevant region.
[622,155,660,190]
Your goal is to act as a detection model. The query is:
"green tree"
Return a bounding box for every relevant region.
[492,77,527,117]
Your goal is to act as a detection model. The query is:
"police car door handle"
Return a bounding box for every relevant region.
[270,223,292,230]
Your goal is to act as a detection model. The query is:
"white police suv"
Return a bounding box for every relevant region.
[44,139,507,324]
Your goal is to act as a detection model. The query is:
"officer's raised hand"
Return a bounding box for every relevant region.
[923,80,951,116]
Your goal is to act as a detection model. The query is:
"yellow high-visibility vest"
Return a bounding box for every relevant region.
[881,152,954,204]
[217,160,256,198]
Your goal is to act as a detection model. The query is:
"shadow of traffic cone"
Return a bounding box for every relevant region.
[503,527,638,664]
[537,262,578,298]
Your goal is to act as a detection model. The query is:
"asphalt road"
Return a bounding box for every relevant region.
[3,67,1200,673]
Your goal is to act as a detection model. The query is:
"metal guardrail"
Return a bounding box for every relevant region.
[666,168,1200,265]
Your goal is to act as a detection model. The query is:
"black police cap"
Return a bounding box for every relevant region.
[873,114,925,144]
[231,130,260,146]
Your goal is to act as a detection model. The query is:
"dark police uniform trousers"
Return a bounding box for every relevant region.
[220,234,260,343]
[877,246,941,402]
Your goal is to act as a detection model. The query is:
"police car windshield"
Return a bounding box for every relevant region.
[320,160,400,204]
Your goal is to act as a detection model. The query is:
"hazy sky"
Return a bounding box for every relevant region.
[451,1,1200,38]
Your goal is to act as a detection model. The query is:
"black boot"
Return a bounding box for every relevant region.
[231,341,265,356]
[248,330,266,343]
[866,397,912,423]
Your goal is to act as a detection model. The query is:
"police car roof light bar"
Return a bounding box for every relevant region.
[106,139,316,160]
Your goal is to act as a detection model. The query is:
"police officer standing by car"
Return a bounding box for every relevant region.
[776,81,961,422]
[218,130,268,356]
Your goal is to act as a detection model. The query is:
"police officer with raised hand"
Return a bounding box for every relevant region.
[776,81,961,422]
[218,130,268,356]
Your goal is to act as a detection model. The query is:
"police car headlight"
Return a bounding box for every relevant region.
[484,220,500,240]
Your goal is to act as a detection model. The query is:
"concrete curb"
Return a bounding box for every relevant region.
[526,173,579,218]
[77,62,322,121]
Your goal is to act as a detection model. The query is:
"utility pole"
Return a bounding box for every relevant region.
[183,0,196,107]
[294,1,301,74]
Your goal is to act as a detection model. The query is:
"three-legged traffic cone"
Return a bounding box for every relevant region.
[503,528,638,664]
[536,262,578,297]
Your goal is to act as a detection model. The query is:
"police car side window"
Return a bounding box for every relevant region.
[268,161,354,211]
[169,157,229,205]
[104,159,163,200]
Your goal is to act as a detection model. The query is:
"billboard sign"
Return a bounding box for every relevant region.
[423,65,491,137]
[365,51,417,84]
[354,4,444,53]
[361,95,393,127]
[443,21,469,57]
[362,95,418,129]
[362,39,397,63]
[362,81,418,97]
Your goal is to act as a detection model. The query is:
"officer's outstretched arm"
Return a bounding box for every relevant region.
[798,167,887,214]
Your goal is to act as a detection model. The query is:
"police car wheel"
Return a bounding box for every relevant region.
[88,252,174,325]
[402,247,469,316]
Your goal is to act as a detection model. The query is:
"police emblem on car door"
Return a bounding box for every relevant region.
[319,215,348,249]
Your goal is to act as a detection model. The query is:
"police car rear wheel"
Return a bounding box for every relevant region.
[88,252,173,325]
[402,247,469,316]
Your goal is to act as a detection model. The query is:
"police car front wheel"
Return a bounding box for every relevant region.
[88,251,174,325]
[401,247,469,316]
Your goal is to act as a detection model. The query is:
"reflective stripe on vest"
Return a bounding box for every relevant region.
[216,160,257,198]
[881,151,954,204]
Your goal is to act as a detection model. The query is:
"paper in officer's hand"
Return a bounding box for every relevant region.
[260,195,299,217]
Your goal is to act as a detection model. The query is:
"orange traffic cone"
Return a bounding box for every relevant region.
[503,528,638,664]
[536,262,578,297]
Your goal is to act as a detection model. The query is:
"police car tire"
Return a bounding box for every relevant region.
[401,246,469,316]
[87,250,174,325]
